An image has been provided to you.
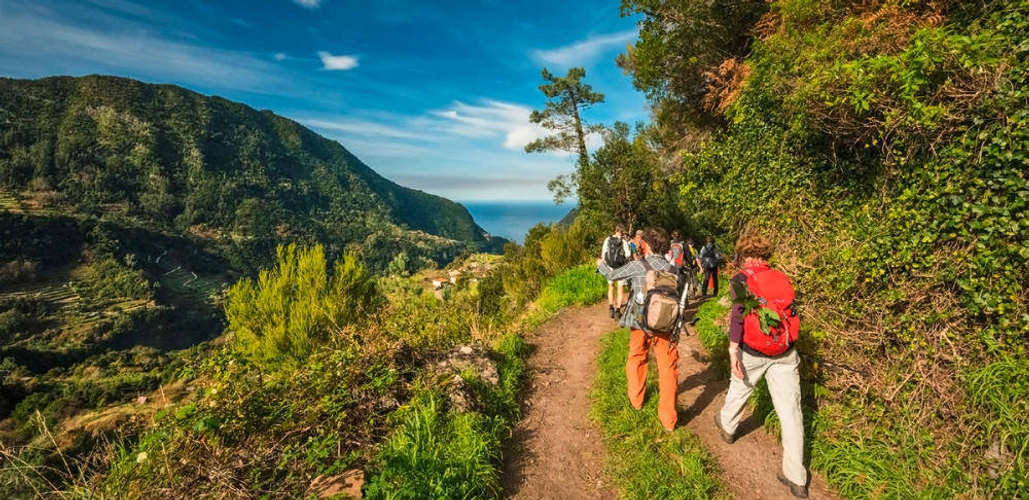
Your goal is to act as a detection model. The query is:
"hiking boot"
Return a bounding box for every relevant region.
[608,304,616,318]
[713,413,734,444]
[777,471,809,499]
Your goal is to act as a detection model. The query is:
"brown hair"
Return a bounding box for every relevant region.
[735,232,774,260]
[643,227,670,255]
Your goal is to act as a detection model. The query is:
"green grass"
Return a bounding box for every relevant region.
[590,329,729,499]
[362,332,527,499]
[963,358,1029,497]
[694,287,731,379]
[363,391,506,499]
[524,263,606,329]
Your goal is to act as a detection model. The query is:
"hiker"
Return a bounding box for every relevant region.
[667,230,687,273]
[667,230,693,296]
[596,227,679,431]
[697,236,723,296]
[625,229,642,261]
[601,223,631,319]
[686,238,700,270]
[713,231,808,498]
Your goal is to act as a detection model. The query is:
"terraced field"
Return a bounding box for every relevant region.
[0,190,19,211]
[160,265,226,303]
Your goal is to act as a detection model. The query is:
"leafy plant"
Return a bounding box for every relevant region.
[224,243,377,369]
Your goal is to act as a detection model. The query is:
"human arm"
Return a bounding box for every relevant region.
[728,274,746,379]
[597,259,643,282]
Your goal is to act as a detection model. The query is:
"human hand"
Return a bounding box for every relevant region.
[731,355,744,380]
[729,344,744,380]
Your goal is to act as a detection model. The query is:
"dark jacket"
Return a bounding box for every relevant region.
[699,242,722,270]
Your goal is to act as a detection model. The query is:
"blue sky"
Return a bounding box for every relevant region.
[0,0,650,202]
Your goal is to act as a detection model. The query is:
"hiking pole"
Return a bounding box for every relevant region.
[666,271,691,349]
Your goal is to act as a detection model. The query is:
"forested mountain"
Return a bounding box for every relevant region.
[0,75,505,273]
[0,74,508,484]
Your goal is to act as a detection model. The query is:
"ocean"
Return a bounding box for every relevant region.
[462,201,573,244]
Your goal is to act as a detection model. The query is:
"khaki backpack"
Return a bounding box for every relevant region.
[638,259,680,335]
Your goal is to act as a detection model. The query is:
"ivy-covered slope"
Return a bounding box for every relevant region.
[642,2,1028,497]
[0,74,505,272]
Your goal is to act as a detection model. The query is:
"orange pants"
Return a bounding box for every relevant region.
[626,329,680,430]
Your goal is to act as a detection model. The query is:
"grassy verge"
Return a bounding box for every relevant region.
[523,263,607,329]
[364,263,603,497]
[590,328,729,499]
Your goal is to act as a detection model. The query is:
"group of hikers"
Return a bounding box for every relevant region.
[599,223,724,321]
[595,224,809,498]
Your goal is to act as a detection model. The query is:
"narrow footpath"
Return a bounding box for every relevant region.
[501,303,617,499]
[502,301,841,500]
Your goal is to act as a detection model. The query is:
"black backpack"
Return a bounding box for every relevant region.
[702,243,723,269]
[604,236,627,268]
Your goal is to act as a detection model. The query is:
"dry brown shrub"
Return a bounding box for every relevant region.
[752,10,782,41]
[703,59,752,114]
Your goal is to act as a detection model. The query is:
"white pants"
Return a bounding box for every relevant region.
[719,348,807,486]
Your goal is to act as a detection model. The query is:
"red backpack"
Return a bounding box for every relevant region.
[739,264,800,356]
[667,241,685,267]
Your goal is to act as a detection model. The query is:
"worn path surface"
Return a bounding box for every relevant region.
[502,299,841,500]
[501,303,616,499]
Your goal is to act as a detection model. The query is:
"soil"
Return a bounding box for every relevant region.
[501,300,842,500]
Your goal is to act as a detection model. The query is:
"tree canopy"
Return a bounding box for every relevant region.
[524,68,605,204]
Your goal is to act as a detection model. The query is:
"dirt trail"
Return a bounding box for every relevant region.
[502,300,841,500]
[501,303,617,499]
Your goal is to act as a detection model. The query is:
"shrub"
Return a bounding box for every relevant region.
[225,243,377,369]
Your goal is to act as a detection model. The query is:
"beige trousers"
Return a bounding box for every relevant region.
[718,348,807,486]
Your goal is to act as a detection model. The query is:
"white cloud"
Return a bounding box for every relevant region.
[301,118,433,141]
[292,0,323,9]
[429,100,550,151]
[0,5,286,92]
[533,30,637,67]
[297,103,576,201]
[273,52,287,61]
[318,51,359,70]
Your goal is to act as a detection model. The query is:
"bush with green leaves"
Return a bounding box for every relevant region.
[225,243,377,369]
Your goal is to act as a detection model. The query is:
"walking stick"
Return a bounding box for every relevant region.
[669,270,692,350]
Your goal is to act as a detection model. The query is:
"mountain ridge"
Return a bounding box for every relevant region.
[0,74,507,273]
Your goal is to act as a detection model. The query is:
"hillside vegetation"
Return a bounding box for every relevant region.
[0,75,504,273]
[598,0,1027,497]
[0,75,516,497]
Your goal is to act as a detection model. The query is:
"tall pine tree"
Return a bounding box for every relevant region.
[525,67,605,204]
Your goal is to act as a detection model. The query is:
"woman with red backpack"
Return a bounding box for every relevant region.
[712,231,809,498]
